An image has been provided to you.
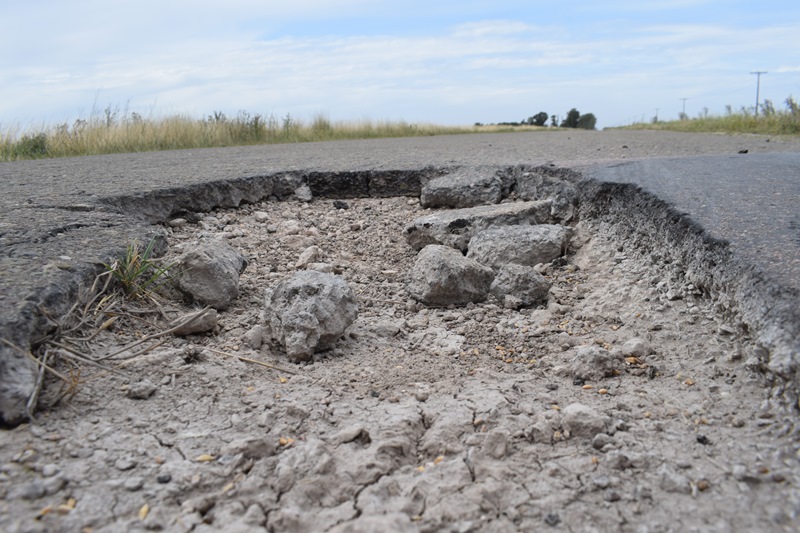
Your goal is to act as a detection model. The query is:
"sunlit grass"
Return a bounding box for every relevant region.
[0,106,551,161]
[615,96,800,136]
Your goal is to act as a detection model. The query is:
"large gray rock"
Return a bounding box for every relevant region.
[466,224,572,270]
[404,201,553,252]
[407,245,494,306]
[174,242,247,311]
[513,168,579,222]
[489,264,551,308]
[265,271,359,362]
[0,346,37,426]
[421,169,503,208]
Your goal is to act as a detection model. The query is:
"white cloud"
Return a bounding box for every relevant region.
[3,3,800,128]
[452,20,541,37]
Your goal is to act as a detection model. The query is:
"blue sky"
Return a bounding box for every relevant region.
[2,0,799,130]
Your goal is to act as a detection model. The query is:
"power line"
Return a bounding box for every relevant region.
[680,98,688,117]
[750,71,767,117]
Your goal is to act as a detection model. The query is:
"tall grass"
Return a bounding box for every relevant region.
[618,96,800,135]
[0,106,502,161]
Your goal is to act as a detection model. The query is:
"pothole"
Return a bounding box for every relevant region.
[2,167,799,532]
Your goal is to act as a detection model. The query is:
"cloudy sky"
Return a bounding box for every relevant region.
[2,0,799,129]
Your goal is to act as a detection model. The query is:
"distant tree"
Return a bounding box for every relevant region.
[577,113,597,130]
[528,111,548,126]
[560,108,581,128]
[550,115,558,127]
[787,96,799,116]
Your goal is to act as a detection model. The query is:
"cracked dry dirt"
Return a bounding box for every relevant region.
[2,195,799,533]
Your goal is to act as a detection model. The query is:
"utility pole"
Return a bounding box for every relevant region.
[750,71,767,117]
[680,98,688,118]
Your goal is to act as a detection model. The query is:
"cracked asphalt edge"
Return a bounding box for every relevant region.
[0,163,798,426]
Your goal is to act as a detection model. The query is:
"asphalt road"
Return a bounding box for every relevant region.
[3,129,799,208]
[3,128,799,312]
[582,152,800,293]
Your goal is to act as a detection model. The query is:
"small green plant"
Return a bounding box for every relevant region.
[103,239,172,297]
[16,132,49,158]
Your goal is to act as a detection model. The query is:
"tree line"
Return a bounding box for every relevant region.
[479,108,597,130]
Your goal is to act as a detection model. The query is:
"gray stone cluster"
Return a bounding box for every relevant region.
[405,170,574,309]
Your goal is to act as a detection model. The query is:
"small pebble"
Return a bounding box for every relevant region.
[127,379,157,400]
[41,464,60,477]
[115,458,137,471]
[157,473,173,484]
[414,391,429,402]
[124,477,145,491]
[168,218,187,228]
[732,464,754,482]
[592,433,613,450]
[544,513,560,526]
[592,475,611,489]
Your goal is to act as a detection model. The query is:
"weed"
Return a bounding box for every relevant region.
[103,238,172,298]
[617,95,800,135]
[0,105,500,161]
[16,133,48,158]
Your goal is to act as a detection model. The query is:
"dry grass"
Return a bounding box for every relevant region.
[0,107,520,161]
[615,96,800,136]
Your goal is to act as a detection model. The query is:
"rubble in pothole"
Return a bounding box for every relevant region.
[1,194,799,533]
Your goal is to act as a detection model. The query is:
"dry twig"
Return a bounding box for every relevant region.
[45,341,126,375]
[94,306,213,362]
[25,346,50,420]
[206,347,298,374]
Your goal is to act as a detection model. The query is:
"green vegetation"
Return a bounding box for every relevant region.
[483,108,598,130]
[102,238,173,298]
[617,96,800,135]
[1,106,488,161]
